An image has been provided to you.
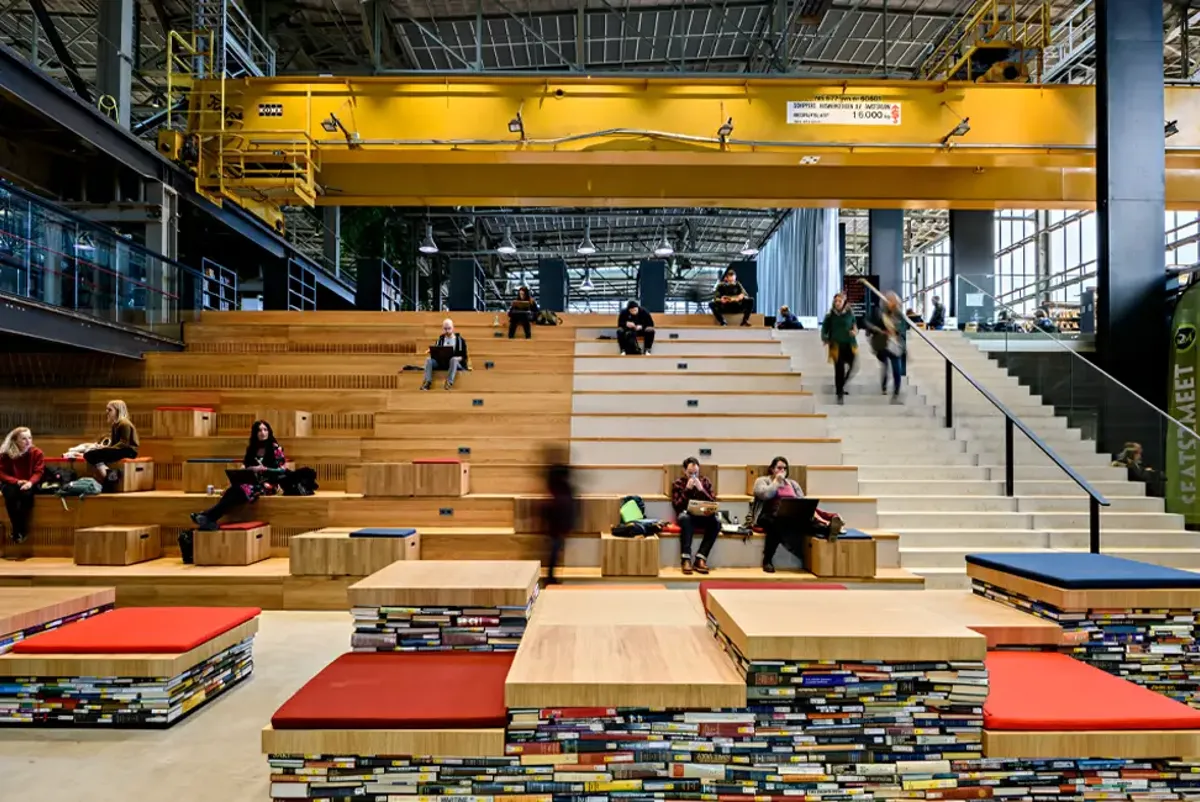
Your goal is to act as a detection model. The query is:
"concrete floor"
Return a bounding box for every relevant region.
[0,611,350,802]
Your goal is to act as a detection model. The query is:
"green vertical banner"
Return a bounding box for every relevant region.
[1168,284,1200,525]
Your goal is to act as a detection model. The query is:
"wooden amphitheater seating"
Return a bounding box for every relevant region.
[0,605,260,726]
[0,587,116,653]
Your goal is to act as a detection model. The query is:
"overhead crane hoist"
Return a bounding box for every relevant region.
[159,75,1200,231]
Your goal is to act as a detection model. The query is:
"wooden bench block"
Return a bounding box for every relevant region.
[153,406,216,437]
[413,460,470,497]
[601,531,660,577]
[345,463,414,497]
[114,458,155,493]
[290,528,421,576]
[802,535,876,579]
[74,525,162,566]
[195,523,271,566]
[182,460,242,493]
[256,409,312,438]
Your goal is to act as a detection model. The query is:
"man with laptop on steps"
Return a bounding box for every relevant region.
[671,457,720,576]
[421,318,470,391]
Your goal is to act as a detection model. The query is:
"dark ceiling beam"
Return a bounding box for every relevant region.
[25,0,92,102]
[145,0,173,35]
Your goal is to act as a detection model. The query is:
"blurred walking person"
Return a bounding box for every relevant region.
[821,292,858,405]
[539,444,577,585]
[866,291,907,403]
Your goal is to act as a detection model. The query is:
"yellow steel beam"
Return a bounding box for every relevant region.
[184,76,1200,210]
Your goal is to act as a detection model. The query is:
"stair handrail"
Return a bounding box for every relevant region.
[956,273,1200,446]
[857,278,1110,553]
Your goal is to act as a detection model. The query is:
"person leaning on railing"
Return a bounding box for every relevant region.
[84,399,139,489]
[0,427,43,545]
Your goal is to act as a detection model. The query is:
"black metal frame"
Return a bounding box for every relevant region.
[859,279,1111,553]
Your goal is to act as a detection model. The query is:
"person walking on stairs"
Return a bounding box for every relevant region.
[821,292,857,405]
[617,300,656,355]
[538,444,576,585]
[710,268,754,326]
[0,427,43,546]
[671,457,720,575]
[421,318,470,390]
[866,291,907,403]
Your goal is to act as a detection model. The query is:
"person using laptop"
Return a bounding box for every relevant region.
[189,420,287,531]
[507,286,539,340]
[421,318,470,391]
[776,305,803,330]
[750,456,844,573]
[670,456,719,575]
[710,267,754,327]
[616,300,656,355]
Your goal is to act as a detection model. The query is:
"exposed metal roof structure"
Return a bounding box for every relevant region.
[3,0,1196,298]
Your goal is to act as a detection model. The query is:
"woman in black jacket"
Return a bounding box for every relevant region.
[507,286,538,339]
[190,420,287,530]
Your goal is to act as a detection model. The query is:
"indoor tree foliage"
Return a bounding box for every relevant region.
[340,207,429,309]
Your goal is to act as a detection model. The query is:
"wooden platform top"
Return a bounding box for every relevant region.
[506,622,746,710]
[261,725,504,758]
[968,563,1200,611]
[0,618,258,678]
[919,590,1063,647]
[706,589,988,662]
[348,560,541,608]
[0,587,116,638]
[529,589,705,627]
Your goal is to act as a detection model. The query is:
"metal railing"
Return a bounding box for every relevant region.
[858,278,1111,552]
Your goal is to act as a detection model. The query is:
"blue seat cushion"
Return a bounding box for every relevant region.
[966,552,1200,590]
[350,528,417,538]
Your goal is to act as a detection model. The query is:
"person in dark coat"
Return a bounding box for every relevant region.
[539,444,577,585]
[929,296,946,330]
[190,420,287,531]
[617,300,656,355]
[710,268,753,326]
[821,293,858,404]
[507,286,539,339]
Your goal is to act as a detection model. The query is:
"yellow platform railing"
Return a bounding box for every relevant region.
[918,0,1052,82]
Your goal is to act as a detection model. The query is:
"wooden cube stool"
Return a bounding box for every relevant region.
[290,528,421,576]
[153,406,217,437]
[182,459,242,493]
[255,409,312,438]
[112,458,155,493]
[802,533,876,579]
[195,521,271,566]
[345,463,414,497]
[413,458,470,497]
[601,531,660,577]
[74,525,162,566]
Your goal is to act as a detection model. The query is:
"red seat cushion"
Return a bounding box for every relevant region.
[699,580,846,605]
[14,607,261,654]
[154,406,215,412]
[984,651,1200,730]
[219,521,267,531]
[271,652,514,730]
[412,458,462,465]
[114,457,152,463]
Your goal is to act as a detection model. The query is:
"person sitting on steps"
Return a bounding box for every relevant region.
[84,399,139,490]
[776,305,804,330]
[750,456,844,574]
[617,300,655,355]
[507,286,538,339]
[190,420,286,531]
[0,427,43,546]
[670,456,719,575]
[710,267,754,326]
[421,318,470,391]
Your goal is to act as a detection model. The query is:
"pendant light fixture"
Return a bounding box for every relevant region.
[579,267,594,292]
[740,239,760,257]
[654,234,674,257]
[497,226,518,255]
[418,223,438,254]
[577,220,597,255]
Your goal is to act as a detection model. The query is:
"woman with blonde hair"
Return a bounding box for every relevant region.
[84,399,139,488]
[0,427,44,545]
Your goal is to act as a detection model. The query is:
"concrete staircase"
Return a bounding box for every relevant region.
[779,330,1196,589]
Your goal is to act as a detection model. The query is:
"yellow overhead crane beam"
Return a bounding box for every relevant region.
[174,76,1200,218]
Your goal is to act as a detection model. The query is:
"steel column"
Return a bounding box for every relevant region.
[323,206,342,278]
[1096,0,1169,456]
[948,210,995,321]
[26,0,91,102]
[96,0,135,128]
[868,210,903,297]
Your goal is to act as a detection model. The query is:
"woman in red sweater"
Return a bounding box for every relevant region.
[0,427,44,545]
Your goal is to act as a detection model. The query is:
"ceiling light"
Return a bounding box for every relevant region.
[654,236,674,257]
[717,117,734,139]
[577,221,597,255]
[418,223,438,254]
[1167,120,1180,138]
[579,268,594,292]
[497,226,517,255]
[508,111,524,137]
[799,155,821,165]
[940,117,970,145]
[740,240,760,257]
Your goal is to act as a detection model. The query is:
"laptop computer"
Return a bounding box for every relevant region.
[774,497,820,527]
[429,344,455,365]
[225,468,285,485]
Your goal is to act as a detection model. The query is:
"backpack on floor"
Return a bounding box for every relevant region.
[55,477,102,510]
[535,310,561,326]
[36,464,79,494]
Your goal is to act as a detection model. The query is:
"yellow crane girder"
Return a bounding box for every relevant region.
[181,76,1200,211]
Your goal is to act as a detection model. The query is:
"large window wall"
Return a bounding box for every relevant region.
[903,209,1200,320]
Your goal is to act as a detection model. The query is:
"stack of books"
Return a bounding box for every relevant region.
[350,587,538,653]
[0,637,253,727]
[974,579,1200,706]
